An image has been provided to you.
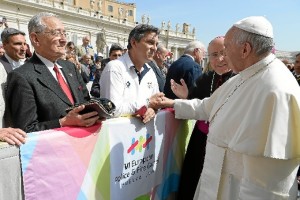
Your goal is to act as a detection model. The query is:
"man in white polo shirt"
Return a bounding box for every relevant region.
[100,24,160,123]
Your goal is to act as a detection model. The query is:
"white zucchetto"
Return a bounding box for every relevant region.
[233,16,273,38]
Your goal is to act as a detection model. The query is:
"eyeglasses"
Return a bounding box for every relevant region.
[208,51,226,59]
[37,29,68,37]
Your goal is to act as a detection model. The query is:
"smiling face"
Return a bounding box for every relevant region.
[30,16,67,62]
[208,37,231,75]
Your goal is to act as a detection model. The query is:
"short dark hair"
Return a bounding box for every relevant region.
[66,41,75,48]
[109,44,123,55]
[1,28,25,43]
[127,24,159,50]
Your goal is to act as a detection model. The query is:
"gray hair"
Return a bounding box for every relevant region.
[231,27,274,56]
[28,12,57,34]
[184,40,205,54]
[156,44,168,53]
[127,24,160,50]
[1,28,25,43]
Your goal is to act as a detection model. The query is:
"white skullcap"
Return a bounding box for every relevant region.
[233,16,273,38]
[97,52,103,57]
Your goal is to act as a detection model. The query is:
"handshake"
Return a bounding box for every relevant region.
[133,92,175,124]
[148,92,175,110]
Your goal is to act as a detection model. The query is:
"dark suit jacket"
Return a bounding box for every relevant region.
[164,55,202,99]
[0,55,14,127]
[6,53,90,132]
[148,61,166,92]
[0,55,13,73]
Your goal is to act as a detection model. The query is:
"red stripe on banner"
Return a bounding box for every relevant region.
[127,140,138,153]
[143,136,152,148]
[54,122,102,138]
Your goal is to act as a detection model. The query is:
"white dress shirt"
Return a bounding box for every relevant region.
[36,53,67,82]
[4,54,24,70]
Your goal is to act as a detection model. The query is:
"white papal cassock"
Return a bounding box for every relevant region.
[173,54,300,200]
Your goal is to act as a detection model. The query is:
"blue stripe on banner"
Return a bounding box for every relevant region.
[20,132,38,173]
[77,189,87,200]
[157,174,180,199]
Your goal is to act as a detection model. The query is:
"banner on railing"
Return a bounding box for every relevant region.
[20,110,194,200]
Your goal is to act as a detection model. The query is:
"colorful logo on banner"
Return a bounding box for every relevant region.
[127,133,152,155]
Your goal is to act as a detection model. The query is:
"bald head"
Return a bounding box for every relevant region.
[208,36,224,54]
[207,36,232,75]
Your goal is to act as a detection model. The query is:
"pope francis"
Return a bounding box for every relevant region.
[151,16,300,199]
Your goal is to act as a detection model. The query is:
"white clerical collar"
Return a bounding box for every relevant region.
[4,54,24,70]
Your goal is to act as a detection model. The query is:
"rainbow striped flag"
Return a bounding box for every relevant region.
[20,110,193,200]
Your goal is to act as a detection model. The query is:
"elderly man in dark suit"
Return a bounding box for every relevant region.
[6,12,99,133]
[148,44,168,92]
[164,41,206,99]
